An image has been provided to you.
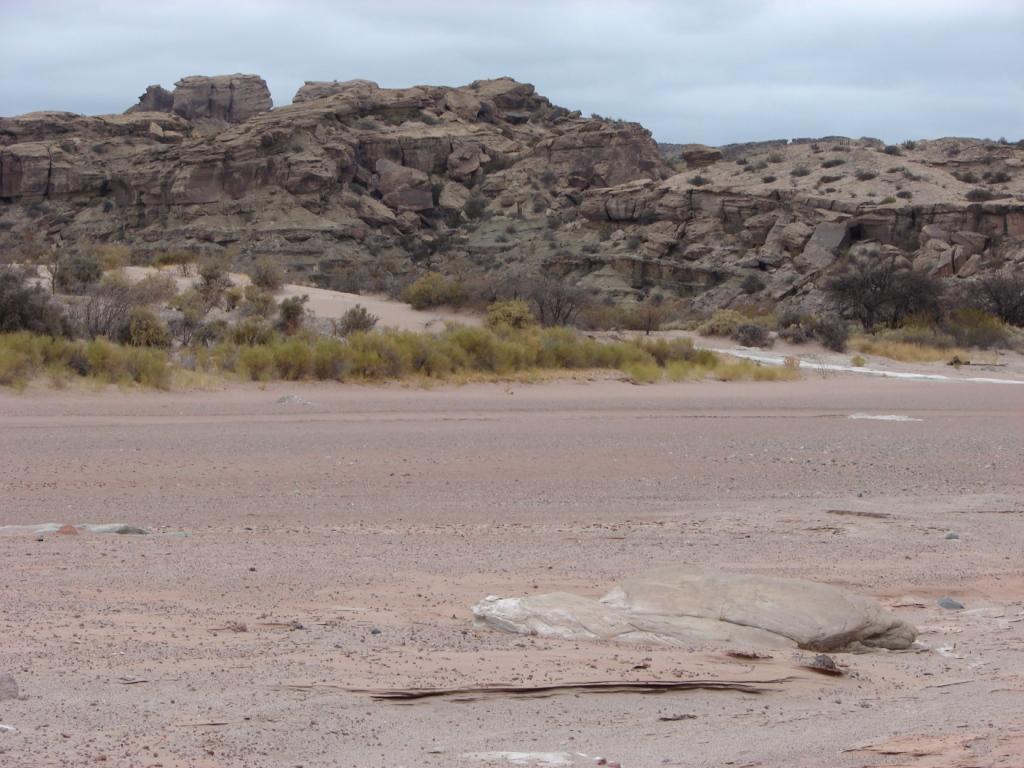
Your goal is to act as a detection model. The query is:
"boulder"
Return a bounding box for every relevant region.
[374,158,433,212]
[680,144,723,169]
[780,221,814,253]
[951,230,989,257]
[438,181,471,212]
[171,74,272,123]
[446,143,486,182]
[474,567,917,652]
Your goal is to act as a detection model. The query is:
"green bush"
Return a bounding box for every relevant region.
[334,304,379,336]
[278,295,309,334]
[734,323,773,348]
[945,308,1009,348]
[55,253,103,294]
[486,299,536,330]
[403,272,468,310]
[249,258,284,291]
[0,267,71,336]
[127,307,171,347]
[698,309,747,337]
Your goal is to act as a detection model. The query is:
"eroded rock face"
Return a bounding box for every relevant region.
[170,75,272,123]
[474,567,918,652]
[2,77,1022,313]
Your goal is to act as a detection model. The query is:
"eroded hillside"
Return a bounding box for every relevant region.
[1,74,1022,313]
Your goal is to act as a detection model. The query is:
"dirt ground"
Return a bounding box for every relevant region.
[1,376,1023,767]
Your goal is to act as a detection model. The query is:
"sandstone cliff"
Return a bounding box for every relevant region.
[1,75,1021,313]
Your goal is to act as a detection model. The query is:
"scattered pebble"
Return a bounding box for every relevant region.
[0,673,19,701]
[938,597,964,610]
[945,531,960,540]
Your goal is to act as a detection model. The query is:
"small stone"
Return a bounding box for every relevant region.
[370,628,381,635]
[0,673,18,701]
[56,524,79,535]
[938,597,964,610]
[945,531,960,540]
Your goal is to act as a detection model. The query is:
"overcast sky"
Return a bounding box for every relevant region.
[2,0,1021,145]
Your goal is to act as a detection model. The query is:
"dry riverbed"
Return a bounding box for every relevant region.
[1,377,1023,767]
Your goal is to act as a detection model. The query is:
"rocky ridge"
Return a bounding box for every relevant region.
[1,74,1022,313]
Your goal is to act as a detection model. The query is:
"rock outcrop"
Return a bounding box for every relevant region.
[125,74,272,123]
[1,74,1022,313]
[474,567,918,652]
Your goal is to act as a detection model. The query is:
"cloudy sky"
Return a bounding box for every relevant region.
[2,0,1021,145]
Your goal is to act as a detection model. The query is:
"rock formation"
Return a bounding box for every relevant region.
[474,567,918,652]
[1,73,1022,312]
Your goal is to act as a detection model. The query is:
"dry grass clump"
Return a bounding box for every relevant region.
[850,336,968,363]
[0,332,170,389]
[2,325,799,389]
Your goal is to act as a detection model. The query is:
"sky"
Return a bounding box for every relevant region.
[1,0,1022,145]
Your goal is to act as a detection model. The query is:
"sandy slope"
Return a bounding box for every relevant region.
[1,378,1023,767]
[122,265,482,331]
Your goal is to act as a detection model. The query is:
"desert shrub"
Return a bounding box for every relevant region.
[790,166,811,177]
[486,299,536,330]
[55,252,103,294]
[689,175,708,186]
[821,158,846,168]
[193,319,229,347]
[272,338,314,380]
[953,170,978,184]
[733,323,773,348]
[883,145,902,156]
[880,196,897,204]
[767,152,784,163]
[223,285,243,310]
[403,272,468,310]
[902,140,917,150]
[625,300,670,335]
[820,174,843,184]
[249,258,284,291]
[230,317,275,346]
[132,273,178,305]
[277,295,309,334]
[965,188,994,202]
[155,251,196,276]
[698,309,746,337]
[334,304,379,336]
[83,338,170,388]
[197,259,232,309]
[984,170,1012,184]
[0,267,71,336]
[855,170,878,181]
[740,274,765,294]
[126,307,171,347]
[464,195,488,220]
[944,308,1010,348]
[965,273,1024,326]
[826,252,943,331]
[761,175,777,183]
[237,345,275,381]
[240,285,277,318]
[623,360,661,384]
[813,314,850,352]
[896,190,913,199]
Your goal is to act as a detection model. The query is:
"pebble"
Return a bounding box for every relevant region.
[938,596,964,610]
[945,531,960,540]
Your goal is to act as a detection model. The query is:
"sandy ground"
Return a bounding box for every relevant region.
[2,376,1024,767]
[121,266,483,332]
